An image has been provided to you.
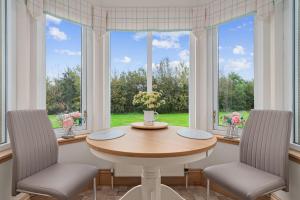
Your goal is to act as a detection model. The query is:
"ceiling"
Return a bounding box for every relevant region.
[87,0,207,8]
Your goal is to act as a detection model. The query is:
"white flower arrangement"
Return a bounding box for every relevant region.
[132,91,165,111]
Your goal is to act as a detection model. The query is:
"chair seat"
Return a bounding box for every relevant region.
[17,163,98,200]
[204,162,285,200]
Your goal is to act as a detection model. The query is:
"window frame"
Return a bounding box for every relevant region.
[292,0,300,149]
[108,31,192,127]
[44,14,88,135]
[0,0,7,146]
[212,15,255,133]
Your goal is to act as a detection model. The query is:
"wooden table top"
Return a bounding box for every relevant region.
[86,126,217,158]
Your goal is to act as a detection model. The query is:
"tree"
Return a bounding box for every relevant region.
[46,66,81,114]
[46,59,254,115]
[218,72,254,112]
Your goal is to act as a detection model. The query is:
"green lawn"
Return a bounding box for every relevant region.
[48,115,62,129]
[111,113,189,127]
[48,111,250,129]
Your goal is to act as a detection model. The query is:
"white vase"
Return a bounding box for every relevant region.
[144,110,158,126]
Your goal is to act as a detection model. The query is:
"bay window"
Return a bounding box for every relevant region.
[213,15,255,130]
[45,14,87,131]
[110,31,190,127]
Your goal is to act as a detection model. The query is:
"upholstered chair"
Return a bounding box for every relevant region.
[7,110,98,200]
[204,110,292,200]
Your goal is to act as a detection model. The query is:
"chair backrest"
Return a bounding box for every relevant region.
[240,110,292,187]
[7,110,58,195]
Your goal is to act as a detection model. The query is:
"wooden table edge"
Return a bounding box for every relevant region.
[86,136,217,158]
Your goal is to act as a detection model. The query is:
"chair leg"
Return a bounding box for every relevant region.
[93,177,97,200]
[207,179,210,200]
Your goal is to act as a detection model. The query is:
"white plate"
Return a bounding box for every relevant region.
[177,128,213,140]
[88,129,126,141]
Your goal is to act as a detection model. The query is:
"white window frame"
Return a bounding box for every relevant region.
[292,0,300,150]
[0,0,6,146]
[44,14,88,136]
[108,31,193,128]
[212,15,255,132]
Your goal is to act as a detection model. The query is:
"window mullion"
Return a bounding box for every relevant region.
[147,32,152,92]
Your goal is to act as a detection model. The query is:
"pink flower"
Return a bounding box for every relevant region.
[231,115,241,125]
[71,111,81,119]
[63,118,74,128]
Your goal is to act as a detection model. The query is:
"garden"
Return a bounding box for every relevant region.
[46,58,253,129]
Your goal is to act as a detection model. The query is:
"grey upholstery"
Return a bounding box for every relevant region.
[204,162,285,200]
[17,163,97,200]
[204,110,292,200]
[7,110,98,199]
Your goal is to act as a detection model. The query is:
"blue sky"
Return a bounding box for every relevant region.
[46,15,82,80]
[46,14,254,80]
[218,15,254,80]
[110,31,190,74]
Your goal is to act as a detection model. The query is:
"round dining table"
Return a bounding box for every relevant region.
[86,126,217,200]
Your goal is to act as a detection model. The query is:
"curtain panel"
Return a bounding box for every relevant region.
[105,7,193,32]
[26,0,282,33]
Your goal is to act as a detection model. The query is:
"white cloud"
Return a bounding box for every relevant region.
[133,31,190,49]
[46,15,62,25]
[153,32,189,40]
[250,52,254,56]
[152,39,180,49]
[179,49,189,61]
[133,32,147,41]
[120,56,131,64]
[151,31,189,49]
[54,49,81,56]
[219,58,225,63]
[233,45,245,55]
[225,58,250,71]
[48,27,67,41]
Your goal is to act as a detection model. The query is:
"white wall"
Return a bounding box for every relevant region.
[275,161,300,200]
[0,160,12,200]
[0,142,113,199]
[0,141,300,200]
[58,142,112,169]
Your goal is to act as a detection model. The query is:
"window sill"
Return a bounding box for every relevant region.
[0,149,12,164]
[1,131,300,166]
[0,130,91,164]
[57,130,90,145]
[215,134,240,145]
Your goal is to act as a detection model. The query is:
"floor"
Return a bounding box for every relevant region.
[30,186,231,200]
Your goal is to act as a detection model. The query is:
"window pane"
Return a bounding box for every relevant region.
[110,32,147,127]
[45,15,85,130]
[217,15,254,128]
[0,0,6,144]
[152,32,190,127]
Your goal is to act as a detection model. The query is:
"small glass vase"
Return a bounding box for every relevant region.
[62,126,75,139]
[225,125,239,139]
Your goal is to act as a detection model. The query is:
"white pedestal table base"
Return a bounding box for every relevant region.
[120,166,185,200]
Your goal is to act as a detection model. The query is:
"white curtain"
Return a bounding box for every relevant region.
[105,7,192,32]
[13,0,45,110]
[254,0,292,111]
[44,0,93,26]
[27,0,93,26]
[26,0,282,32]
[93,7,107,38]
[26,0,43,18]
[192,0,278,33]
